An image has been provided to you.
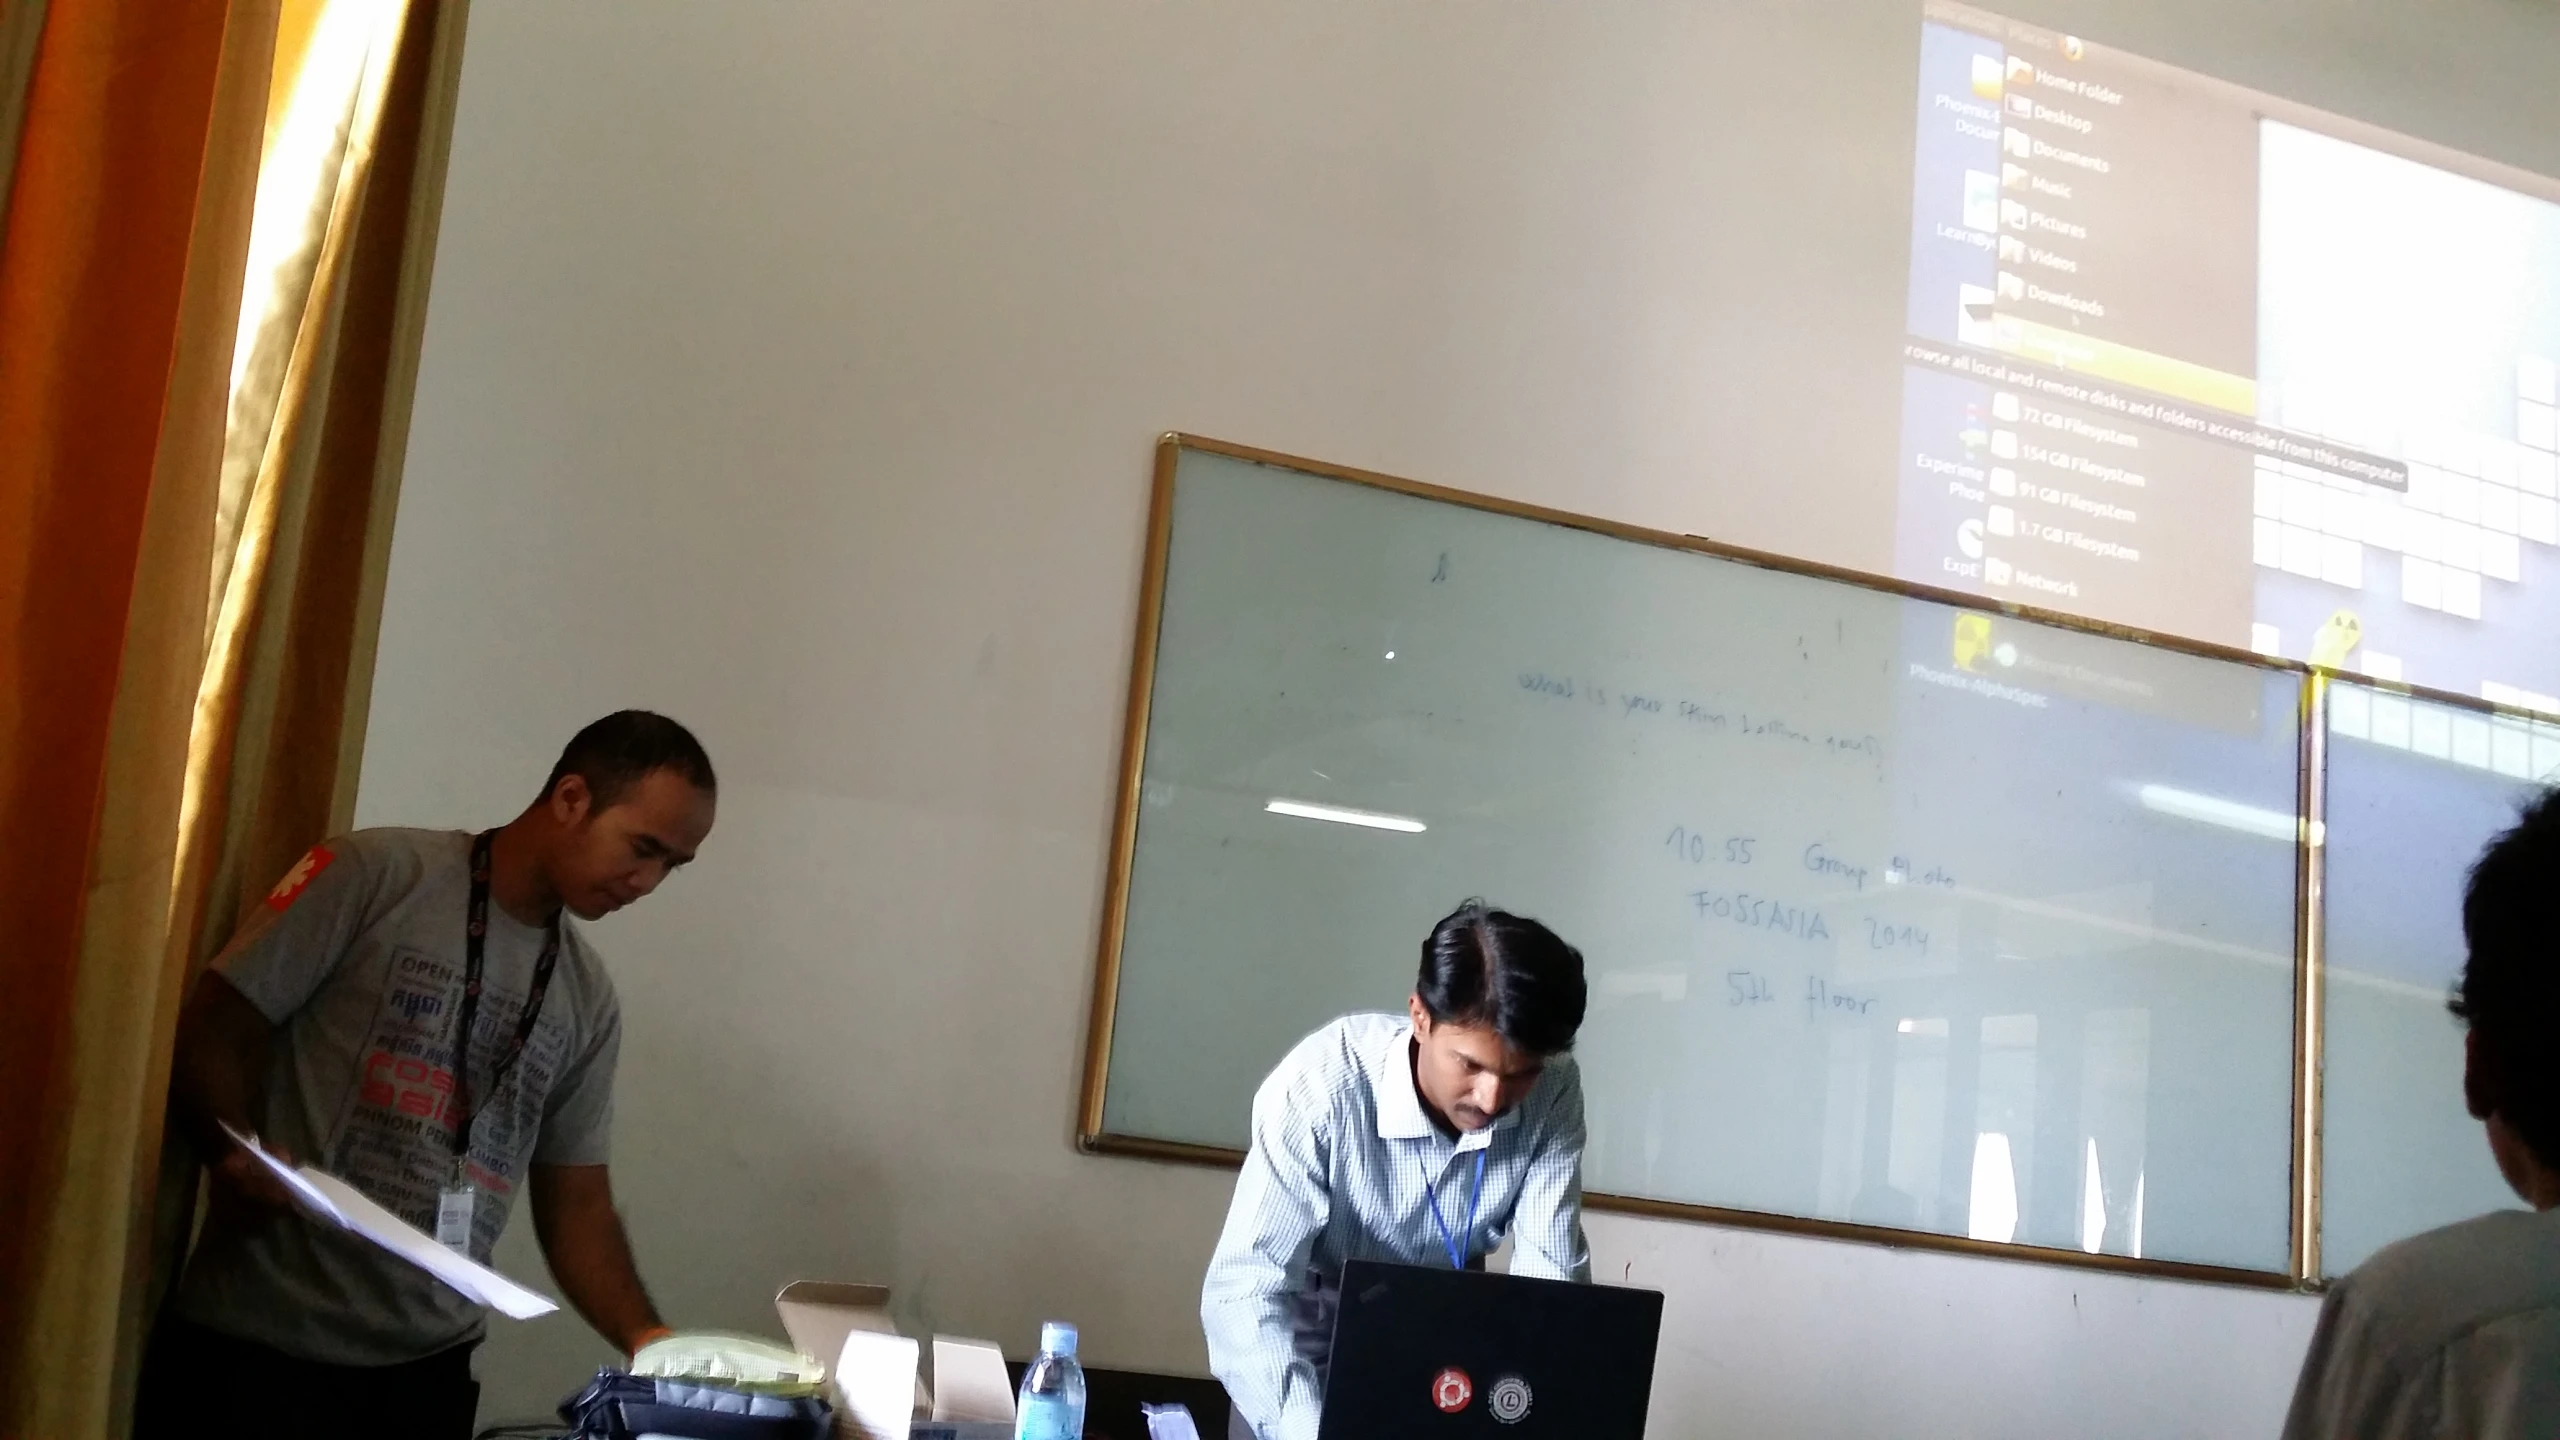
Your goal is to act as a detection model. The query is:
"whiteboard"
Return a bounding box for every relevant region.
[1093,442,2306,1276]
[2318,682,2560,1274]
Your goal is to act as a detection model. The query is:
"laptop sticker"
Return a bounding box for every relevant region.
[1488,1376,1532,1425]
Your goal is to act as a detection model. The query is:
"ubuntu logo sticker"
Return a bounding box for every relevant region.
[1431,1368,1472,1414]
[265,846,336,912]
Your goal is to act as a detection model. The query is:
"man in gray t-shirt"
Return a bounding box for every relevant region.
[137,711,718,1440]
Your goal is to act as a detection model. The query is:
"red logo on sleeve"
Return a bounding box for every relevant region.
[1432,1368,1473,1414]
[265,845,336,912]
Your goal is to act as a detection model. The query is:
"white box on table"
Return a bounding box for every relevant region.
[774,1280,1019,1440]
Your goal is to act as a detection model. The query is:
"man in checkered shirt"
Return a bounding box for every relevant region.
[1201,901,1593,1440]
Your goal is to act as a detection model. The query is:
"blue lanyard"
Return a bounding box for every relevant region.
[1424,1148,1488,1271]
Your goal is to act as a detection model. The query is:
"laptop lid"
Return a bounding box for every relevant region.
[1316,1260,1664,1440]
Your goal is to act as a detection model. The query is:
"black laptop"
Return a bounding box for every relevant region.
[1317,1260,1665,1439]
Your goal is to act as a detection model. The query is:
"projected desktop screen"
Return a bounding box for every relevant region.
[1899,2,2560,706]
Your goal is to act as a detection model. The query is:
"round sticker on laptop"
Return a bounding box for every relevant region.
[1432,1368,1473,1413]
[1487,1375,1532,1425]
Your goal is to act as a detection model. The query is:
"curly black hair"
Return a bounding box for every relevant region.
[2449,785,2560,1169]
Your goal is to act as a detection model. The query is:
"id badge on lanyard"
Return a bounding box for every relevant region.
[441,830,562,1256]
[436,1165,479,1254]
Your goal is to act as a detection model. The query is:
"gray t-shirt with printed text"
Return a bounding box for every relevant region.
[173,827,621,1365]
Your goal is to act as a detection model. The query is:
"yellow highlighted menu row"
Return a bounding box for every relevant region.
[1991,315,2257,415]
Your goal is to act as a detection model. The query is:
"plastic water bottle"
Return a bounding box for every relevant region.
[1014,1321,1087,1440]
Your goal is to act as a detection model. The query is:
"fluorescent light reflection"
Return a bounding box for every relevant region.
[2135,783,2317,844]
[1263,798,1427,834]
[1965,1132,2019,1243]
[2080,1138,2106,1254]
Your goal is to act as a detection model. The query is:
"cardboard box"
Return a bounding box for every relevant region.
[774,1281,1016,1440]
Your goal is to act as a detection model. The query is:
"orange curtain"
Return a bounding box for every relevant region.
[0,10,278,1432]
[0,1,464,1432]
[182,0,451,1002]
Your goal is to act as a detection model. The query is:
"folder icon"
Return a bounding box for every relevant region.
[1999,235,2027,263]
[1972,54,2005,101]
[2001,199,2030,230]
[2008,92,2034,117]
[2004,127,2033,159]
[1997,271,2026,301]
[2003,162,2030,189]
[2006,56,2035,86]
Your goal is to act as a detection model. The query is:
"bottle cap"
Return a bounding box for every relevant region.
[1040,1321,1078,1357]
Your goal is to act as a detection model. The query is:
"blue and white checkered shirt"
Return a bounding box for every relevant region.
[1201,1013,1592,1440]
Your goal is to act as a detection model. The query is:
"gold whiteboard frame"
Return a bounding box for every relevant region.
[2290,677,2330,1283]
[1079,432,2545,1291]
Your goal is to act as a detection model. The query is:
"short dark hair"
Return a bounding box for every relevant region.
[1416,900,1588,1056]
[2450,785,2560,1169]
[540,711,716,810]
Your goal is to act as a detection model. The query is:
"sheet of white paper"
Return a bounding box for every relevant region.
[834,1328,922,1440]
[221,1123,347,1226]
[930,1335,1015,1423]
[219,1124,556,1320]
[299,1170,557,1319]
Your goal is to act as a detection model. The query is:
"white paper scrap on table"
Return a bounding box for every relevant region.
[220,1124,557,1320]
[832,1328,923,1440]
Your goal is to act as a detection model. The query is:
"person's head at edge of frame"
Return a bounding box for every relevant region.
[520,710,718,922]
[2454,785,2560,1210]
[1407,900,1589,1135]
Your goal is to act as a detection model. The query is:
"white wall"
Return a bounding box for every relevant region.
[360,1,2560,1432]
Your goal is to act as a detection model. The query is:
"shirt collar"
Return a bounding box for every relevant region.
[1366,1015,1515,1153]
